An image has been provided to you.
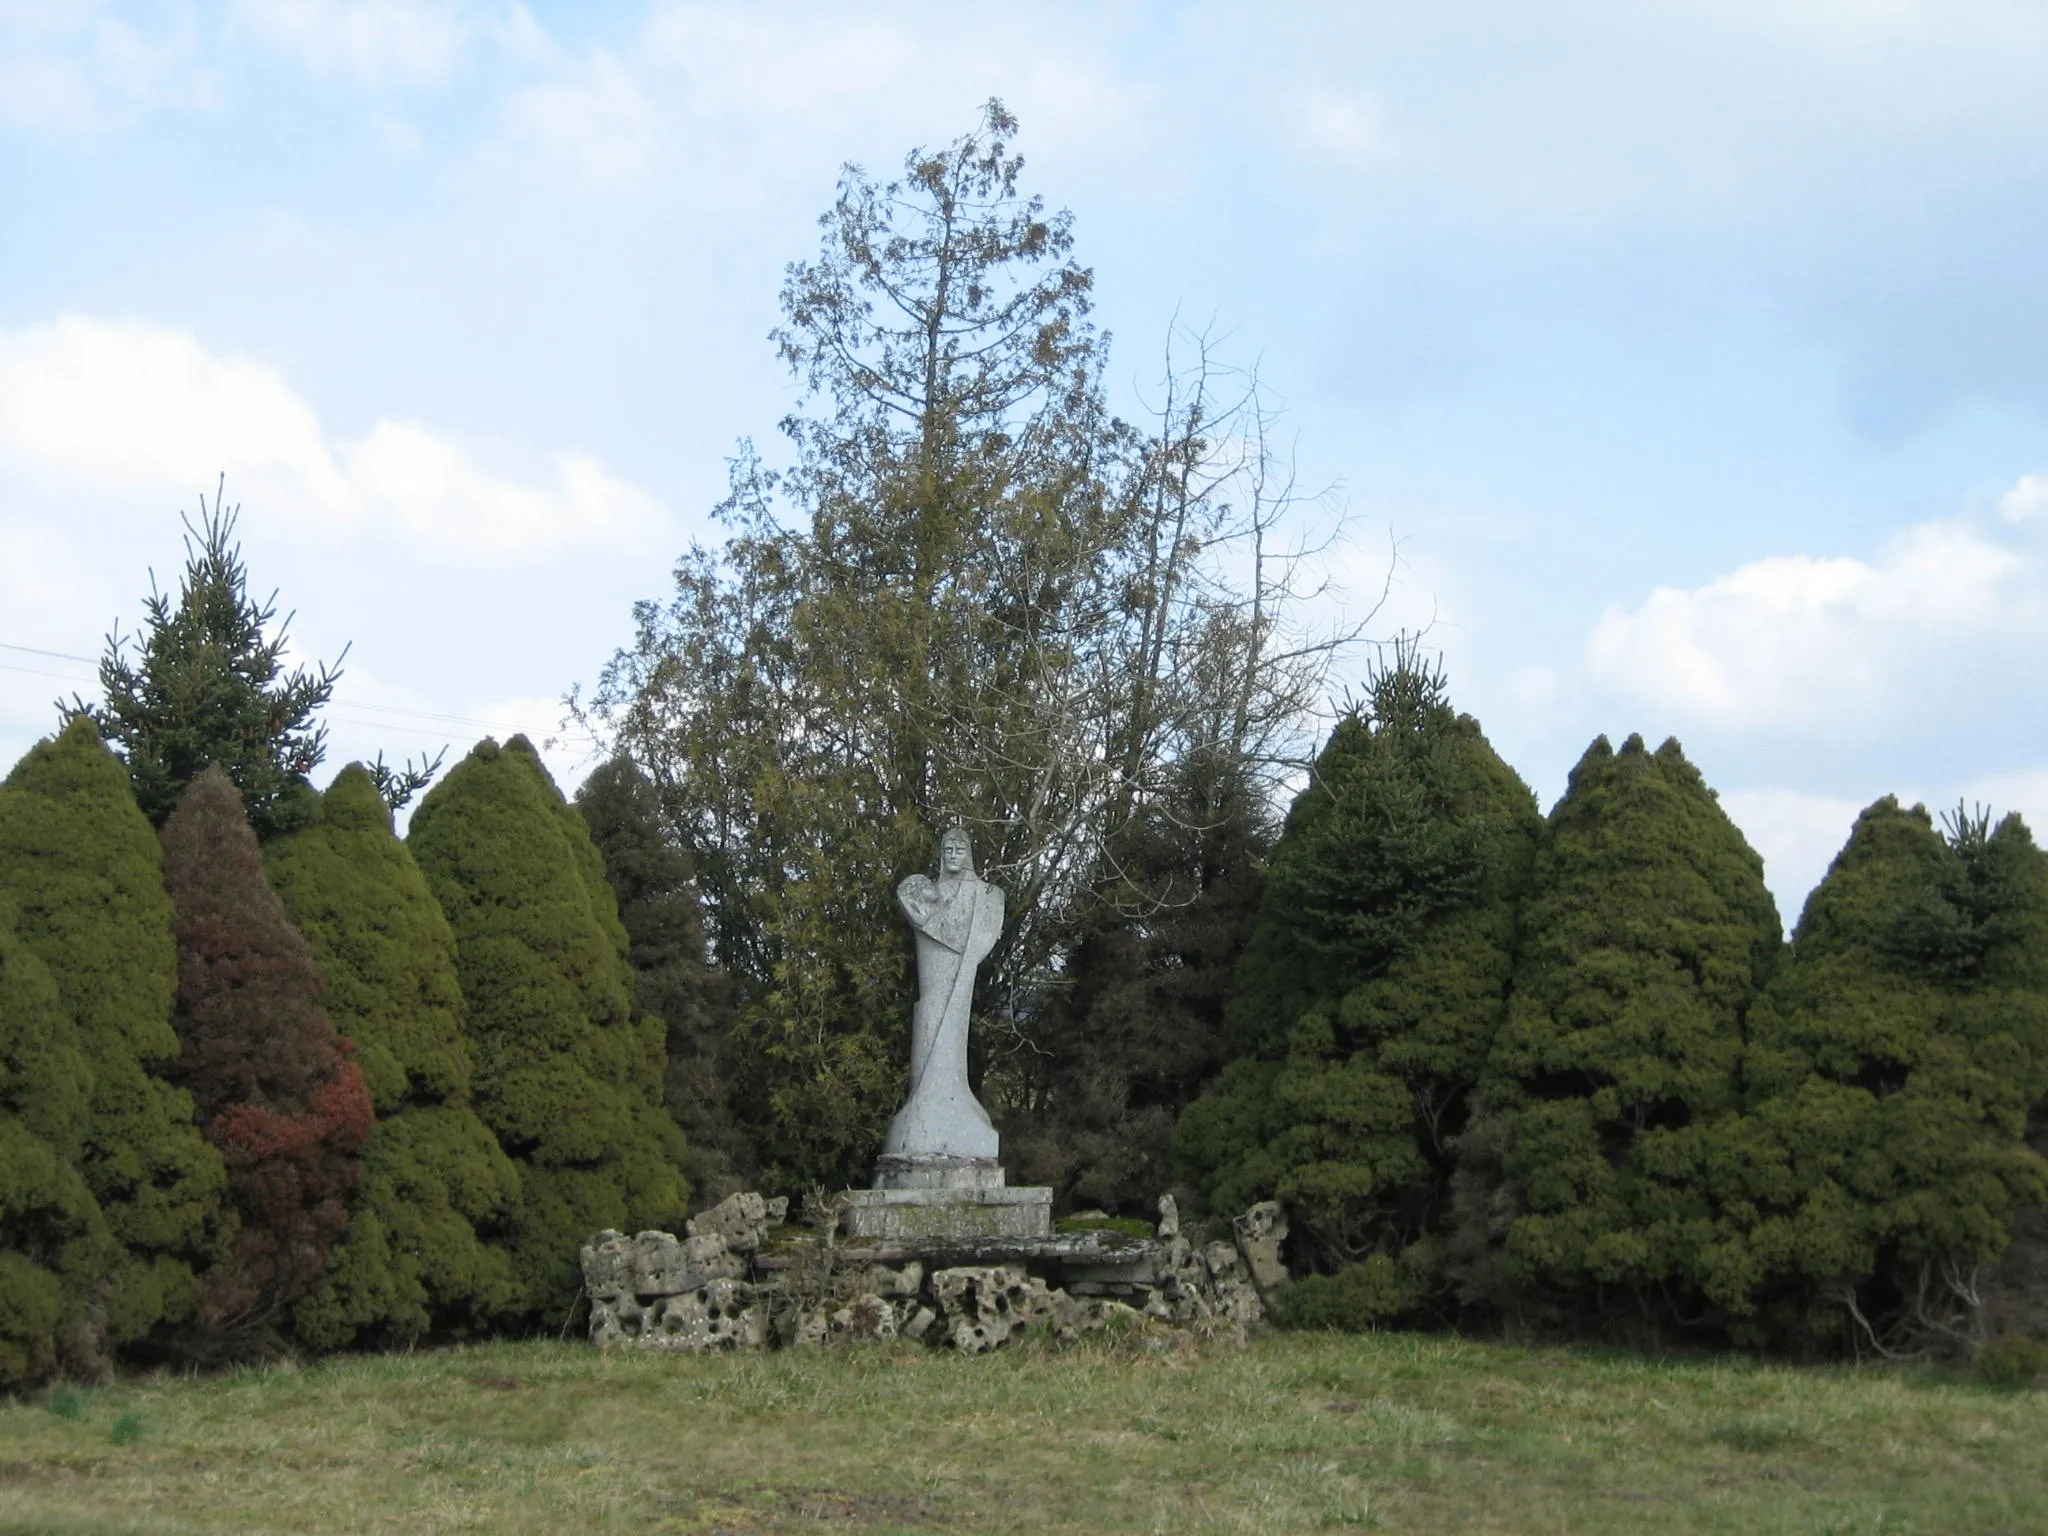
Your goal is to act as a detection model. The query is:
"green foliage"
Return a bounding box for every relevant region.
[162,766,371,1354]
[586,107,1344,1194]
[1451,733,1781,1336]
[73,484,340,838]
[0,895,120,1388]
[1002,753,1273,1215]
[0,718,226,1344]
[574,756,751,1205]
[265,764,520,1347]
[1976,1334,2048,1389]
[1270,1253,1423,1332]
[1053,1214,1155,1239]
[1690,799,2048,1354]
[1176,655,1540,1282]
[408,737,688,1320]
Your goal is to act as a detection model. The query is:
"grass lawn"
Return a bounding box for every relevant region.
[1,1330,2041,1534]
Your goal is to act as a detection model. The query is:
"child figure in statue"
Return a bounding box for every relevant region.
[886,825,1004,1162]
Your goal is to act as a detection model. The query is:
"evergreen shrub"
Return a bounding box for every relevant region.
[1176,655,1540,1293]
[265,764,520,1346]
[1696,798,2048,1353]
[0,894,117,1386]
[574,756,750,1204]
[161,767,371,1351]
[409,737,687,1320]
[0,719,226,1344]
[1451,733,1780,1337]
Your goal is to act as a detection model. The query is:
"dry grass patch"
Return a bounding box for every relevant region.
[0,1332,2041,1533]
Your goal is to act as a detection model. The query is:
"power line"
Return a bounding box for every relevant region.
[0,662,93,683]
[0,641,97,664]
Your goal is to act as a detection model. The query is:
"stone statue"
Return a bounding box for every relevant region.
[884,825,1004,1166]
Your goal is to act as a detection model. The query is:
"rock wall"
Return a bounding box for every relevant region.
[579,1193,1290,1356]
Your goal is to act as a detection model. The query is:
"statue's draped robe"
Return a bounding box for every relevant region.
[887,870,1004,1158]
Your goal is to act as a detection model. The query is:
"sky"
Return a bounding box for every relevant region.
[3,0,2047,928]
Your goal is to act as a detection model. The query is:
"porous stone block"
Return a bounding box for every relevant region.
[641,1280,764,1351]
[631,1229,743,1296]
[839,1184,1051,1241]
[688,1190,788,1253]
[1232,1200,1290,1295]
[580,1230,634,1300]
[1156,1194,1180,1239]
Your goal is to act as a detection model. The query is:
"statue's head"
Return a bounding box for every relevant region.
[939,825,974,876]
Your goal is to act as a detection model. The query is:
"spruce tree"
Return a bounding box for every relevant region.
[0,718,226,1345]
[75,484,341,839]
[409,737,688,1319]
[1175,656,1540,1308]
[575,756,752,1205]
[0,894,119,1386]
[1695,799,2048,1353]
[161,767,371,1352]
[1450,733,1780,1338]
[264,764,520,1346]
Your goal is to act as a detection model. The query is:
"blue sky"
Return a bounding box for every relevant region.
[3,0,2046,925]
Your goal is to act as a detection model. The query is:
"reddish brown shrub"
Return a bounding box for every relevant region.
[160,766,369,1353]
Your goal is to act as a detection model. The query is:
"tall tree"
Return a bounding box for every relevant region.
[585,104,1350,1190]
[0,718,227,1346]
[408,737,688,1320]
[161,766,371,1355]
[69,481,342,839]
[1449,734,1780,1341]
[1693,799,2048,1356]
[574,756,752,1205]
[1175,653,1540,1308]
[0,893,119,1386]
[264,764,521,1346]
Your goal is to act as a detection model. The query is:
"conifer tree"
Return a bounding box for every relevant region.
[1175,655,1540,1308]
[264,764,520,1346]
[575,756,752,1205]
[0,894,119,1386]
[1003,752,1273,1215]
[73,483,342,839]
[1450,733,1780,1338]
[1694,799,2048,1353]
[161,766,370,1352]
[0,718,226,1345]
[409,737,688,1319]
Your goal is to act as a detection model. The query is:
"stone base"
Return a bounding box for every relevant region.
[874,1153,1005,1191]
[840,1185,1052,1242]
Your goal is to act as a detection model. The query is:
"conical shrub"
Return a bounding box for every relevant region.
[1177,656,1539,1315]
[264,763,520,1346]
[161,767,371,1354]
[1696,798,2048,1352]
[1451,733,1780,1337]
[0,892,119,1386]
[408,737,687,1320]
[0,718,226,1344]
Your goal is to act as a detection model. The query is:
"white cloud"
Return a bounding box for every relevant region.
[1585,507,2038,731]
[1296,89,1394,164]
[231,0,474,88]
[1717,787,1867,930]
[2000,471,2048,523]
[0,4,212,139]
[498,46,655,180]
[0,314,665,561]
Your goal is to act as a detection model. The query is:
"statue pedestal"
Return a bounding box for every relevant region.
[841,1155,1052,1241]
